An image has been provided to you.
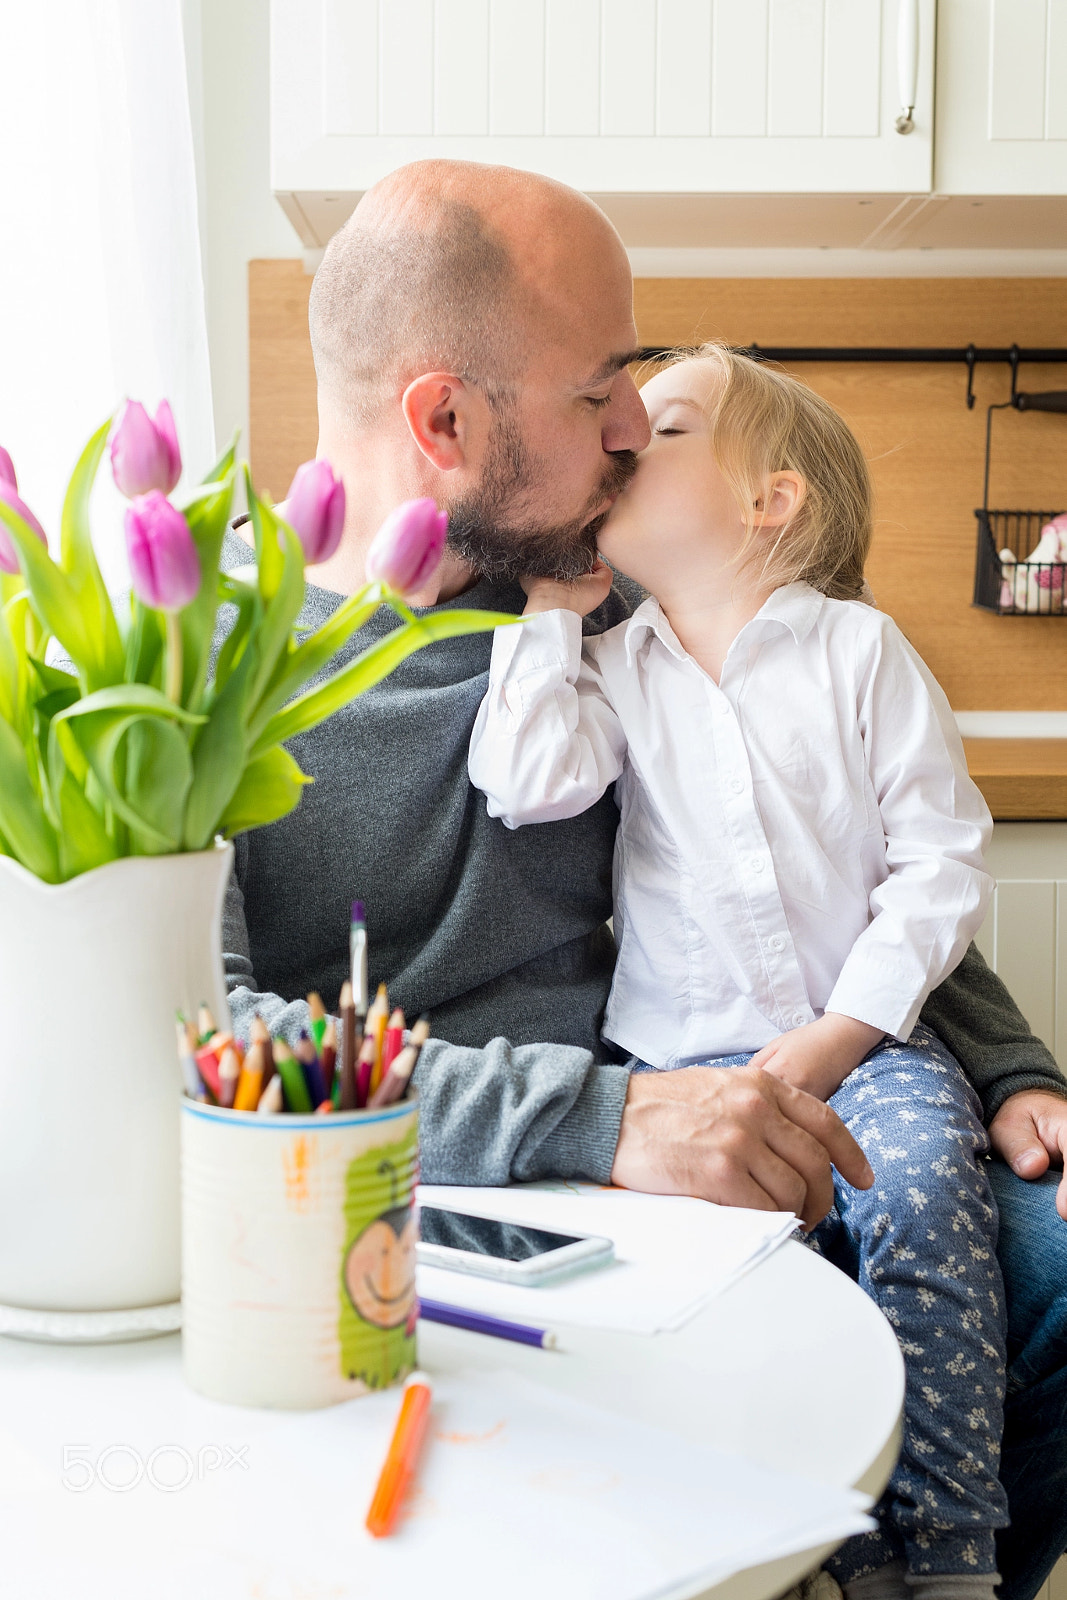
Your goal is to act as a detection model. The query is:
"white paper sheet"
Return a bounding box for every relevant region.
[1,1362,872,1600]
[416,1182,798,1334]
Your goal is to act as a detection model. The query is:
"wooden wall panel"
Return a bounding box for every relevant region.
[249,262,1067,708]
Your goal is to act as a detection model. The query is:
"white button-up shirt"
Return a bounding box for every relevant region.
[468,584,992,1068]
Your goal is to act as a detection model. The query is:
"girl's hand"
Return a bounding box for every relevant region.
[750,1013,885,1103]
[521,560,614,618]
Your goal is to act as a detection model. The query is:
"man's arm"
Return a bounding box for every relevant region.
[920,942,1067,1121]
[223,863,871,1219]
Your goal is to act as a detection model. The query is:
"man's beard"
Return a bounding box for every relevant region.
[445,408,638,584]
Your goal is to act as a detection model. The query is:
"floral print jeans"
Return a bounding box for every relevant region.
[633,1021,1009,1578]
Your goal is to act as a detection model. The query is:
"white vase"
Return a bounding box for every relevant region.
[0,842,233,1313]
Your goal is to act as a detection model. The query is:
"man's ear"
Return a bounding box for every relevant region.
[401,372,475,473]
[754,470,806,528]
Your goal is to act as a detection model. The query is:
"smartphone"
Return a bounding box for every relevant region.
[416,1205,614,1285]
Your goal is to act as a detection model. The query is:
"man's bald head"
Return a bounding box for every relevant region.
[308,160,624,425]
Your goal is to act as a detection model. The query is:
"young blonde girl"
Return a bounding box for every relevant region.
[469,345,1007,1600]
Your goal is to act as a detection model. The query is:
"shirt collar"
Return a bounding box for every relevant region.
[622,583,824,668]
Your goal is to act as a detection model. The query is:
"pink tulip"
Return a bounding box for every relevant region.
[124,492,200,611]
[0,445,16,489]
[0,477,48,575]
[365,499,448,596]
[283,459,346,565]
[110,400,182,499]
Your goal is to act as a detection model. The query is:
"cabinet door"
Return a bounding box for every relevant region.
[935,0,1067,192]
[975,825,1067,1069]
[271,0,935,246]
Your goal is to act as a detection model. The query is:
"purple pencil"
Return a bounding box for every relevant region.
[417,1298,558,1349]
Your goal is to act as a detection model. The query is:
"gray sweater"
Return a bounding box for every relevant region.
[219,533,1066,1184]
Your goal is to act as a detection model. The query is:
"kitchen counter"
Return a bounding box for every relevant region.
[963,740,1067,820]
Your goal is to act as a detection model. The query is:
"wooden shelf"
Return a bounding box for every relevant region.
[963,739,1067,820]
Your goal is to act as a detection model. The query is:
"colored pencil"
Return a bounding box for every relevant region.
[233,1041,265,1112]
[320,1017,337,1102]
[194,1043,223,1101]
[365,1372,433,1538]
[350,901,368,1016]
[256,1073,284,1114]
[355,1032,376,1109]
[417,1299,558,1350]
[338,980,360,1111]
[308,991,327,1053]
[296,1030,326,1107]
[380,1008,405,1079]
[273,1040,313,1114]
[175,1017,204,1099]
[366,984,389,1095]
[196,1003,216,1045]
[251,1014,275,1097]
[369,1015,430,1108]
[217,1045,241,1109]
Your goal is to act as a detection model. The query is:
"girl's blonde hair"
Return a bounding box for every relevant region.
[666,342,873,602]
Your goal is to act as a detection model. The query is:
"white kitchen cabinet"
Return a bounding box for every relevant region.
[935,0,1067,193]
[271,0,936,247]
[974,823,1067,1070]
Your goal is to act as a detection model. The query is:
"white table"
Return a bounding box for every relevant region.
[0,1236,903,1600]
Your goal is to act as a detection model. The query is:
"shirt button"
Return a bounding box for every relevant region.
[791,1010,808,1027]
[730,776,745,794]
[750,855,766,873]
[767,934,785,953]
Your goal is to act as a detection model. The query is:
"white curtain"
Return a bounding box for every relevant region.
[0,0,214,590]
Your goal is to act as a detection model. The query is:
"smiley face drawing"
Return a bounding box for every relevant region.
[343,1203,417,1330]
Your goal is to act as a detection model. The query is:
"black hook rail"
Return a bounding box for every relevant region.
[636,342,1067,410]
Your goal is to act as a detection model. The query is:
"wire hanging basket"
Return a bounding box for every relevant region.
[972,385,1066,616]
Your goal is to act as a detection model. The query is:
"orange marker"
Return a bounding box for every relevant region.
[365,1372,433,1538]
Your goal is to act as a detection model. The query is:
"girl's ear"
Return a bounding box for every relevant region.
[754,470,806,528]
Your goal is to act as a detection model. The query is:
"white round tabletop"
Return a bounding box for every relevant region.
[0,1236,903,1600]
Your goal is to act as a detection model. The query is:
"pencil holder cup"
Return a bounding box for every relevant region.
[180,1096,418,1409]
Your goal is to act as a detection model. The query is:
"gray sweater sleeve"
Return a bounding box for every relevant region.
[920,942,1067,1122]
[222,860,631,1184]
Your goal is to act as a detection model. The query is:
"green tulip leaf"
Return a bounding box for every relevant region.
[176,465,236,708]
[181,644,259,850]
[124,717,193,851]
[251,586,383,733]
[197,429,240,489]
[53,764,117,880]
[0,715,60,882]
[249,520,305,710]
[213,579,258,693]
[0,498,98,680]
[244,469,286,603]
[250,609,519,757]
[59,419,125,688]
[218,745,311,838]
[54,682,207,727]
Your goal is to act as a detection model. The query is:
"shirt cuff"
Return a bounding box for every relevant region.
[489,607,582,682]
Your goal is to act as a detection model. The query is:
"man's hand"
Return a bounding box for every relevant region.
[989,1090,1067,1220]
[750,1013,885,1103]
[521,559,614,618]
[610,1063,874,1231]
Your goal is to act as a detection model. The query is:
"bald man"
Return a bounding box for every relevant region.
[223,162,1067,1600]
